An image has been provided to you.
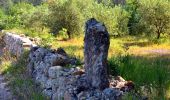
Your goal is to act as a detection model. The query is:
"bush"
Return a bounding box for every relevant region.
[138,0,170,39]
[48,0,84,38]
[7,2,35,28]
[24,3,49,33]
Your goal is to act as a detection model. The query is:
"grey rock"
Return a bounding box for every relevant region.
[84,18,110,90]
[42,89,52,98]
[103,88,122,100]
[35,73,48,88]
[48,66,63,79]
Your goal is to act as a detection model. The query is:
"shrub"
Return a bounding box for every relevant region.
[8,2,35,28]
[24,3,49,33]
[48,0,84,38]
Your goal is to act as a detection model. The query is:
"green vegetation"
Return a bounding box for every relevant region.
[0,51,49,100]
[109,55,170,99]
[0,0,170,99]
[138,0,170,39]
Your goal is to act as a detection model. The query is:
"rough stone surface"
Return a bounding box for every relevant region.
[84,18,110,90]
[3,32,37,57]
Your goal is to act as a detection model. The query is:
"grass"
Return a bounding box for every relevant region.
[108,55,170,99]
[0,51,49,100]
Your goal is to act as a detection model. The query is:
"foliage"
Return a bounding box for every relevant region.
[125,0,141,35]
[6,2,35,29]
[47,0,130,37]
[83,1,130,36]
[138,0,170,39]
[24,3,49,33]
[0,9,6,30]
[91,4,130,36]
[48,0,84,38]
[39,33,55,48]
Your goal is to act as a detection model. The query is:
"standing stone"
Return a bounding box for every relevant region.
[84,18,110,90]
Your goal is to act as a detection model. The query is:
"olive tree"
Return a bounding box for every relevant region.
[138,0,170,39]
[48,0,84,39]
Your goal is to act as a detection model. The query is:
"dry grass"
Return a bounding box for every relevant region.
[50,35,170,59]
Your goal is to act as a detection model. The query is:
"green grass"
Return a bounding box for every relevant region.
[108,55,170,99]
[0,51,49,100]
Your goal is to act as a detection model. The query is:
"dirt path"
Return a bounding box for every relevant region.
[128,46,170,56]
[0,46,14,100]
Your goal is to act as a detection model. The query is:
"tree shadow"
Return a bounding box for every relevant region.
[124,42,153,47]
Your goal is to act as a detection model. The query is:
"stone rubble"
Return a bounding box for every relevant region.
[27,46,135,100]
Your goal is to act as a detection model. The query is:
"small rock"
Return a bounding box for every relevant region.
[64,91,72,100]
[55,48,68,57]
[42,89,52,98]
[103,88,122,100]
[72,70,85,76]
[115,76,125,82]
[48,66,63,79]
[78,91,87,100]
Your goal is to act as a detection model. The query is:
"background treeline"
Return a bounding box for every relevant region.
[0,0,170,39]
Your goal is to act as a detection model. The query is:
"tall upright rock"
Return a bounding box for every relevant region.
[84,18,110,90]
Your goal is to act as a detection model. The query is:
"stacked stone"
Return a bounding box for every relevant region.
[28,47,123,100]
[3,32,36,57]
[28,47,82,99]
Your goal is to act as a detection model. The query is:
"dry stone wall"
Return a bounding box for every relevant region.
[3,32,37,56]
[28,47,123,100]
[2,24,134,100]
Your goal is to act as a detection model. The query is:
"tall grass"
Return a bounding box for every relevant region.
[108,55,170,99]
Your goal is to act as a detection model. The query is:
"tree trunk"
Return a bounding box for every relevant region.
[157,32,160,39]
[67,31,71,39]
